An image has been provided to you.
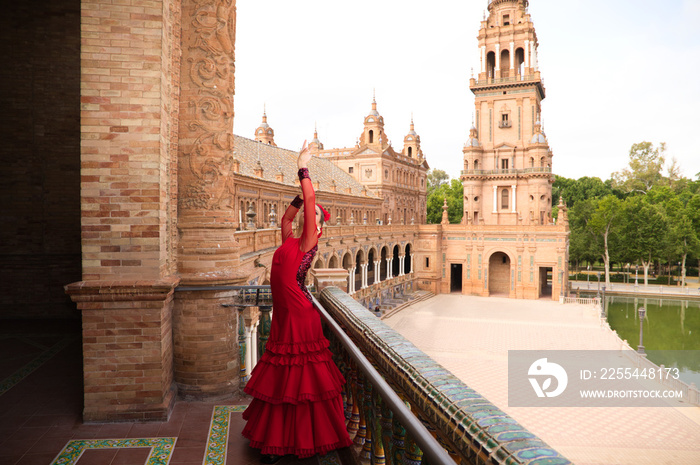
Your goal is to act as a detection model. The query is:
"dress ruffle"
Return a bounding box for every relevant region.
[264,338,329,355]
[243,347,346,404]
[242,396,354,458]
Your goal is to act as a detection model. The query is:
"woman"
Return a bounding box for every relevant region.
[242,142,352,464]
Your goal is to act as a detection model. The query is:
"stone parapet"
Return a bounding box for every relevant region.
[65,277,180,422]
[319,286,571,465]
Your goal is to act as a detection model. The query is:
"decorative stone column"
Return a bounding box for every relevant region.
[174,0,245,400]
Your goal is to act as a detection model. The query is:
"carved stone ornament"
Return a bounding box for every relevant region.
[180,0,237,211]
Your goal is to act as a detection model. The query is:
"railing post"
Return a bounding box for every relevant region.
[392,409,407,465]
[381,397,394,465]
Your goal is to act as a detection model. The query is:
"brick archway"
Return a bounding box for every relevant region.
[488,252,511,296]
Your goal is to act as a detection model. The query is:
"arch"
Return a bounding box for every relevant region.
[540,156,545,167]
[392,245,401,277]
[313,257,324,269]
[328,254,339,269]
[464,160,469,171]
[474,160,479,170]
[408,146,413,157]
[369,130,374,144]
[367,248,376,285]
[380,246,389,281]
[501,188,509,209]
[515,47,525,76]
[486,51,496,78]
[529,157,534,167]
[354,249,365,291]
[404,243,412,274]
[488,251,511,296]
[500,49,510,77]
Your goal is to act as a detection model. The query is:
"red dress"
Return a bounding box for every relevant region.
[242,168,352,458]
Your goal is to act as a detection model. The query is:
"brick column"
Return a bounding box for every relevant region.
[173,0,244,399]
[65,278,179,422]
[71,0,182,421]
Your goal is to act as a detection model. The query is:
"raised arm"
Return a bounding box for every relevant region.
[297,141,318,252]
[280,195,303,243]
[298,167,317,252]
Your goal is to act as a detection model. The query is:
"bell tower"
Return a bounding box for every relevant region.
[359,93,387,149]
[462,0,553,226]
[402,117,422,159]
[254,107,276,146]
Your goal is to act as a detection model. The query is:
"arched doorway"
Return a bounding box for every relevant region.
[328,255,338,268]
[367,248,376,285]
[380,246,388,281]
[404,243,412,274]
[392,245,400,277]
[342,252,352,291]
[489,252,511,295]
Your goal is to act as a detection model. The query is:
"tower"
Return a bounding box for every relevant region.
[402,116,423,159]
[462,0,553,226]
[359,93,388,149]
[254,107,276,146]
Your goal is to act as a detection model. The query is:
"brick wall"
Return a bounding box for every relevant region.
[80,0,179,281]
[0,0,81,318]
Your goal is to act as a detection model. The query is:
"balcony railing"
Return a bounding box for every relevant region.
[224,284,571,465]
[498,120,512,128]
[461,167,552,176]
[472,74,541,87]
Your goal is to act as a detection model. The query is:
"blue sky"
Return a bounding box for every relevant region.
[233,0,700,181]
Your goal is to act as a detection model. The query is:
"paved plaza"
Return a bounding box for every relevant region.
[384,294,700,465]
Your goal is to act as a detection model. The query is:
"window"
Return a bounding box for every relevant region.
[408,147,413,157]
[349,167,354,174]
[501,189,509,209]
[474,211,479,224]
[369,130,374,144]
[501,159,509,169]
[503,14,510,25]
[425,257,430,268]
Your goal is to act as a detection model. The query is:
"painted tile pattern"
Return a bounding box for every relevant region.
[50,438,177,465]
[319,286,572,465]
[204,405,343,465]
[204,405,247,465]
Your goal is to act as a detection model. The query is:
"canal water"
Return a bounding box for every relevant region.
[601,295,700,386]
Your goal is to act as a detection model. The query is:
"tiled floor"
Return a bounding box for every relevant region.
[384,295,700,465]
[0,320,347,465]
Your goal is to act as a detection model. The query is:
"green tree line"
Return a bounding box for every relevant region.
[426,142,700,286]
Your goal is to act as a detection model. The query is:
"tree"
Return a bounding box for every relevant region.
[567,198,600,268]
[588,195,623,286]
[426,178,463,224]
[553,175,612,210]
[611,141,667,194]
[620,196,668,285]
[426,169,449,194]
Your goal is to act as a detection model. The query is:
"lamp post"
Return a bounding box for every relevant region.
[596,272,601,299]
[587,265,590,290]
[635,265,639,287]
[637,306,646,354]
[600,285,606,318]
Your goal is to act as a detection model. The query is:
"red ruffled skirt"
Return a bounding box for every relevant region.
[242,337,353,457]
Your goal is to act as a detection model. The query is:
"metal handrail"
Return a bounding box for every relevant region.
[310,294,456,465]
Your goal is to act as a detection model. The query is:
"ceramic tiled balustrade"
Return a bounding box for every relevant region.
[319,286,571,465]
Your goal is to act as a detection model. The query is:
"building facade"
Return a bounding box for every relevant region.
[413,0,569,300]
[311,98,430,226]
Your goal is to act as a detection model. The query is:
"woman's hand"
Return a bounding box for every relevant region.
[297,140,311,169]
